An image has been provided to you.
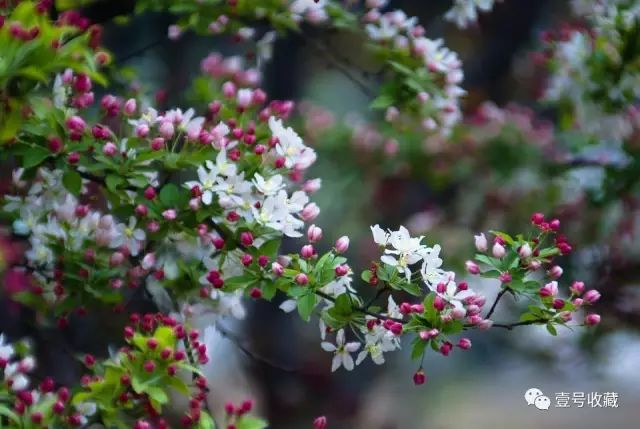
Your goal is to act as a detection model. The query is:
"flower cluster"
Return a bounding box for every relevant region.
[364,4,465,136]
[0,1,106,140]
[539,1,640,141]
[73,313,217,428]
[467,212,601,330]
[0,334,91,427]
[445,0,500,29]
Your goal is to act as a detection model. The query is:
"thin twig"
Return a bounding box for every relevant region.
[293,31,376,98]
[215,323,299,373]
[119,38,166,63]
[485,287,509,320]
[490,319,548,330]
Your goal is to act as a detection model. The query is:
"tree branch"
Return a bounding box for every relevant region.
[485,287,509,319]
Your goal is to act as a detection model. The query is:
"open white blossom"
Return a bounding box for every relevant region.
[269,116,317,169]
[445,0,498,29]
[321,329,361,372]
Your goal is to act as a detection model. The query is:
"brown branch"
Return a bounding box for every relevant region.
[490,319,548,330]
[215,323,299,373]
[485,286,509,319]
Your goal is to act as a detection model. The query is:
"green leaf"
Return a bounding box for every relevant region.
[62,170,82,195]
[297,293,316,322]
[23,145,51,168]
[237,415,268,429]
[410,337,427,360]
[259,238,281,258]
[223,275,256,292]
[146,386,169,405]
[159,183,181,207]
[106,174,124,191]
[370,94,395,110]
[546,323,558,336]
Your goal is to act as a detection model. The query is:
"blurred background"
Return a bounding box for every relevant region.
[2,1,640,428]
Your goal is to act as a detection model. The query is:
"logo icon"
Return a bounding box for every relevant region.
[525,387,551,411]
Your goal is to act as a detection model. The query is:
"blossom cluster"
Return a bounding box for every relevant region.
[0,334,95,427]
[444,0,500,29]
[540,0,640,141]
[364,3,465,136]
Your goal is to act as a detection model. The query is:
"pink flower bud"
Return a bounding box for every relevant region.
[335,236,349,253]
[135,204,148,217]
[531,212,545,225]
[313,416,327,429]
[492,242,506,258]
[240,231,254,247]
[307,224,323,243]
[411,304,424,313]
[518,243,532,258]
[477,319,494,330]
[103,141,117,156]
[539,281,558,298]
[457,338,472,350]
[295,273,308,285]
[144,187,156,200]
[584,314,601,326]
[549,219,560,231]
[528,260,542,271]
[552,298,565,309]
[499,272,512,283]
[474,233,487,252]
[303,178,322,193]
[272,262,284,276]
[236,89,253,109]
[413,369,426,385]
[66,115,86,133]
[159,121,175,139]
[433,296,446,311]
[241,254,253,266]
[301,203,320,221]
[123,98,137,116]
[151,137,164,151]
[301,244,315,259]
[110,252,125,267]
[465,260,480,274]
[222,81,236,98]
[162,209,177,220]
[583,289,601,304]
[136,124,150,138]
[547,265,563,279]
[334,265,349,276]
[573,297,584,307]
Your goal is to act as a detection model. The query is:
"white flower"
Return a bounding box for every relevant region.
[210,289,246,320]
[279,299,297,313]
[385,296,403,319]
[185,164,219,206]
[76,402,97,416]
[356,321,400,365]
[10,373,29,391]
[257,31,276,65]
[444,0,496,29]
[419,244,447,287]
[379,226,426,281]
[128,107,159,128]
[0,335,14,361]
[252,173,285,196]
[474,232,488,252]
[321,329,361,372]
[112,217,146,256]
[370,224,390,246]
[269,117,317,169]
